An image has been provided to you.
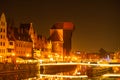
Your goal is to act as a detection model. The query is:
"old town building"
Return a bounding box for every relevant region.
[0,13,8,61]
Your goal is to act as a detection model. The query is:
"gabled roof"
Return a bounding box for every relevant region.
[9,27,32,42]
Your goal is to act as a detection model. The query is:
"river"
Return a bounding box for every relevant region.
[0,65,120,80]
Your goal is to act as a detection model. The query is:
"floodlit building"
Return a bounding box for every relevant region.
[0,13,8,61]
[13,27,33,58]
[20,23,49,58]
[20,23,37,49]
[49,22,75,56]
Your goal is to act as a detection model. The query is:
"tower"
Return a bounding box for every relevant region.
[49,22,75,56]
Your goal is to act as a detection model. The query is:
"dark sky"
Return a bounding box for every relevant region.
[0,0,120,52]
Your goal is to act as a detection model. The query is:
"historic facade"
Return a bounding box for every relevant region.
[0,13,8,59]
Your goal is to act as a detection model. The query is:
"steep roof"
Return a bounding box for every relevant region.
[9,27,32,42]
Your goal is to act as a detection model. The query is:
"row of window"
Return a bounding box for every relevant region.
[16,43,32,48]
[0,35,5,39]
[0,49,5,53]
[16,51,26,54]
[16,51,30,55]
[0,42,5,46]
[0,28,5,33]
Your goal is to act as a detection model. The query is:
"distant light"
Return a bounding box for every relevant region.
[103,74,120,77]
[50,58,53,61]
[76,51,80,54]
[76,72,81,75]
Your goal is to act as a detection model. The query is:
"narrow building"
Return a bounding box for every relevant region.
[0,13,8,62]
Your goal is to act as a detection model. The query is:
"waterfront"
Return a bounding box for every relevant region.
[1,63,120,80]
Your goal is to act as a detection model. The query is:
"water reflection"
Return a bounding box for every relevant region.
[0,71,39,80]
[1,65,120,80]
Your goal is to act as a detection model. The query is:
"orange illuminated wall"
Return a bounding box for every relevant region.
[50,22,75,56]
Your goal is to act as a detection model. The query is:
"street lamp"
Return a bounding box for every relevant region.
[26,54,30,57]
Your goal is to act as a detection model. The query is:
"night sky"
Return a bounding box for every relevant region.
[0,0,120,52]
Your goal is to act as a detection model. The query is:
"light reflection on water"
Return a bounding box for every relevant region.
[0,65,120,80]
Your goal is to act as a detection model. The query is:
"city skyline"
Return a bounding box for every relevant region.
[0,0,120,52]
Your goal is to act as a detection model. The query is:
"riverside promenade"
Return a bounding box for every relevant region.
[0,62,39,74]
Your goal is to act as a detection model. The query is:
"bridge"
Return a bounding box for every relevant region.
[40,62,120,67]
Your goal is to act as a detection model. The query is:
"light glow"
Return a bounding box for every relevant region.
[40,74,88,78]
[103,74,120,77]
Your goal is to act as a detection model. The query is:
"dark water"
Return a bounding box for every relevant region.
[0,65,120,80]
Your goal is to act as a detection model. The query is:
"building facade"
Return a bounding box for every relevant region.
[0,13,8,61]
[49,22,75,56]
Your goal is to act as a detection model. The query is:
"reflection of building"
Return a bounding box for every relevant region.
[49,22,75,56]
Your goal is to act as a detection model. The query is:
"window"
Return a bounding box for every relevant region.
[9,42,13,45]
[8,49,11,52]
[3,42,5,46]
[3,35,5,39]
[3,29,5,32]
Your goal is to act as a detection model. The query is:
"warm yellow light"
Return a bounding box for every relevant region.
[12,53,15,56]
[50,58,53,61]
[26,54,30,57]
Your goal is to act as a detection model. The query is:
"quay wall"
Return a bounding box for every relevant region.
[41,65,77,74]
[0,63,39,74]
